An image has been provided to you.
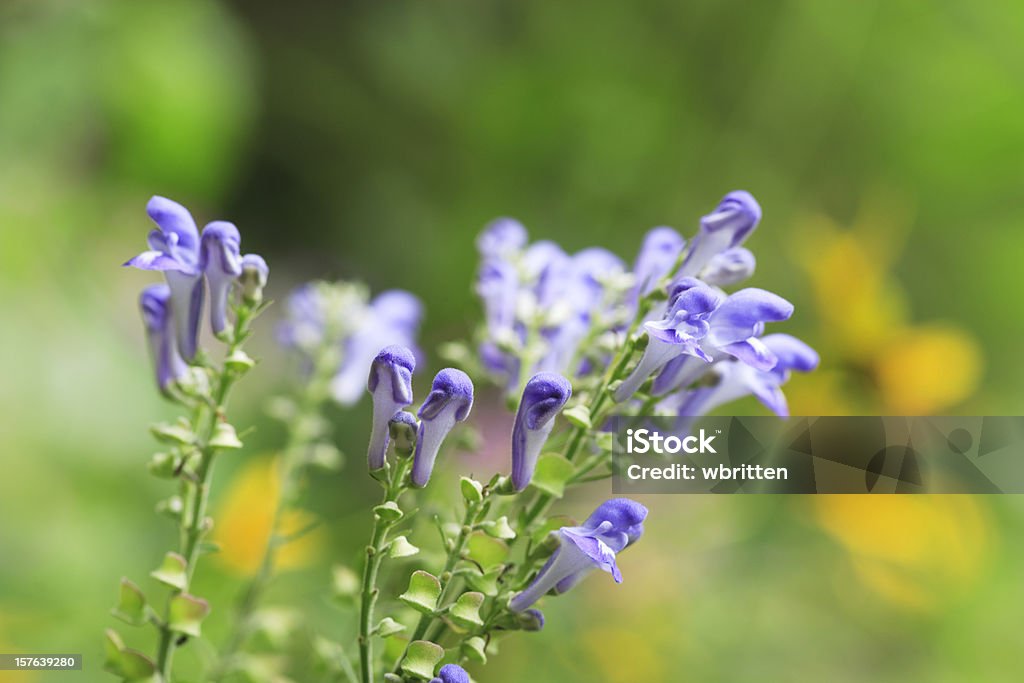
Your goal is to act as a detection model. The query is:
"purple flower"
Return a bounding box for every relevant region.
[631,226,685,302]
[510,498,648,612]
[476,257,519,339]
[677,191,762,279]
[139,284,189,394]
[671,334,819,433]
[430,664,470,683]
[411,369,474,487]
[701,247,755,287]
[366,346,416,470]
[332,290,424,405]
[199,221,242,337]
[615,285,794,402]
[125,196,204,360]
[477,217,528,258]
[511,373,572,491]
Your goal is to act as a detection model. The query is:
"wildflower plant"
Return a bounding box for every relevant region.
[108,190,816,682]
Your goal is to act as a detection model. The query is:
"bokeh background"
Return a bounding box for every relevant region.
[2,1,1024,681]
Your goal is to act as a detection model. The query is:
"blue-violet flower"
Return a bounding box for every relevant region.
[411,369,474,487]
[511,372,572,491]
[366,345,416,470]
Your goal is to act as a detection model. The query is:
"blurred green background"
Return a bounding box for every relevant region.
[2,0,1023,681]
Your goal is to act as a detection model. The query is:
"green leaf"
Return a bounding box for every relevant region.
[530,453,575,498]
[462,636,487,664]
[373,617,406,638]
[562,405,592,429]
[448,591,485,628]
[103,630,156,680]
[400,640,444,680]
[112,578,147,626]
[209,422,243,450]
[482,515,516,540]
[168,593,210,638]
[224,349,255,371]
[530,515,574,545]
[459,476,483,504]
[373,501,404,523]
[150,420,195,445]
[466,531,508,570]
[387,536,420,559]
[398,571,441,614]
[464,565,502,597]
[595,430,615,453]
[147,452,179,478]
[150,552,188,591]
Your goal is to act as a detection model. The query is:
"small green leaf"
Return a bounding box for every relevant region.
[225,349,256,371]
[151,421,195,445]
[373,617,406,638]
[482,515,516,540]
[459,476,483,504]
[388,536,420,559]
[373,501,404,523]
[464,565,503,596]
[103,629,126,672]
[147,452,179,479]
[400,640,445,680]
[168,593,210,638]
[530,453,575,498]
[155,495,184,520]
[210,422,243,450]
[112,578,147,626]
[466,531,508,570]
[118,649,158,680]
[150,552,188,591]
[448,591,485,628]
[562,405,592,429]
[595,430,615,452]
[398,571,442,614]
[462,636,487,664]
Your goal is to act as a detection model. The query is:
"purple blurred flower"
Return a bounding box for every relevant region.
[125,196,204,360]
[701,246,755,287]
[511,373,572,491]
[139,284,189,394]
[477,217,527,258]
[411,369,474,487]
[199,221,242,337]
[366,346,416,470]
[631,226,685,302]
[677,191,761,279]
[430,664,470,683]
[510,498,648,612]
[333,291,424,404]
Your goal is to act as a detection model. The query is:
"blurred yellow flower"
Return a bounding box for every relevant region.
[795,189,982,415]
[213,456,322,576]
[814,495,991,612]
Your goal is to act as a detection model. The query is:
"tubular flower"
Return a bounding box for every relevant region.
[125,196,204,360]
[510,498,648,613]
[411,369,474,487]
[366,346,416,470]
[677,190,762,279]
[631,226,686,302]
[511,373,572,491]
[199,221,243,337]
[670,333,819,434]
[239,253,269,305]
[701,246,756,288]
[139,284,189,393]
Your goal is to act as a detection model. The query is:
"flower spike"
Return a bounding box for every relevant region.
[511,373,572,491]
[199,221,243,337]
[411,369,474,487]
[366,345,417,471]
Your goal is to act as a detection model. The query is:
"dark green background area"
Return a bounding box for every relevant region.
[2,1,1023,681]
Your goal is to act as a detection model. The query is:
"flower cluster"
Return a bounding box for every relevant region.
[475,191,819,431]
[126,196,268,391]
[277,282,424,405]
